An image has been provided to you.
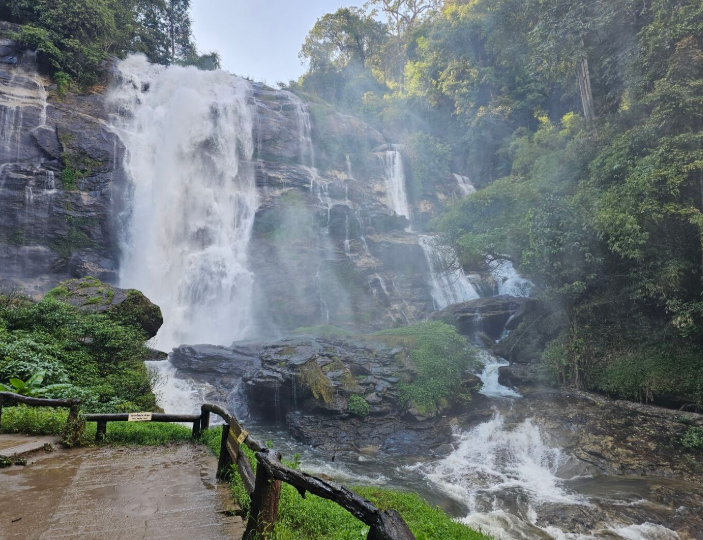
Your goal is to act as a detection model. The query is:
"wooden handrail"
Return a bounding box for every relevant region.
[0,392,82,432]
[200,404,416,540]
[0,393,416,539]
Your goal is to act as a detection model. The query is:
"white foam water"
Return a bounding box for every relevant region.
[489,259,533,297]
[110,55,258,350]
[454,173,476,196]
[477,349,521,398]
[380,150,411,220]
[419,235,480,309]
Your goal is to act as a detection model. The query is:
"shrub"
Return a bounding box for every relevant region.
[348,394,370,417]
[683,427,703,451]
[0,293,156,412]
[373,322,478,414]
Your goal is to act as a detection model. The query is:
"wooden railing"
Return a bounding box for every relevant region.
[0,392,82,432]
[0,394,415,540]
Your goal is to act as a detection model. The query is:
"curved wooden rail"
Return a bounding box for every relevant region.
[0,392,82,432]
[0,393,415,539]
[200,404,416,540]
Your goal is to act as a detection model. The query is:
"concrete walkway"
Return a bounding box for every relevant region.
[0,444,245,540]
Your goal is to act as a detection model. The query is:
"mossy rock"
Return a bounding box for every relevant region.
[46,277,163,339]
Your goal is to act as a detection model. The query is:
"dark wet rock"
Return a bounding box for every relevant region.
[432,295,527,341]
[241,336,481,456]
[513,388,703,482]
[493,300,568,364]
[170,343,262,377]
[498,363,540,387]
[0,40,126,294]
[51,277,163,338]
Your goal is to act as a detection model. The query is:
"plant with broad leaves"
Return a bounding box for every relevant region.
[0,370,73,398]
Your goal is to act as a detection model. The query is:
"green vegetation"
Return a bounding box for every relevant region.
[0,406,192,446]
[0,289,157,412]
[683,427,703,452]
[373,322,478,414]
[0,370,73,397]
[299,0,703,409]
[0,0,220,88]
[347,394,370,417]
[201,427,490,540]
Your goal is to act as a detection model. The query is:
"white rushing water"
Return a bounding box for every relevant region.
[490,259,533,297]
[454,173,476,196]
[380,150,411,220]
[110,55,258,350]
[419,235,480,309]
[477,349,521,398]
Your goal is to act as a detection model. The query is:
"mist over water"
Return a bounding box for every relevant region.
[109,55,258,350]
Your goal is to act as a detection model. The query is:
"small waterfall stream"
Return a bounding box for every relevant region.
[380,150,411,220]
[419,235,480,309]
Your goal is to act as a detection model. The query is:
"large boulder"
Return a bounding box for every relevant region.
[431,296,527,341]
[241,336,481,457]
[49,277,163,338]
[493,300,568,365]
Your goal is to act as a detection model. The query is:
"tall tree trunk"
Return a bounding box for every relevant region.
[576,39,596,123]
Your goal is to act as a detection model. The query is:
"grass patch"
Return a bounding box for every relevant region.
[348,394,370,417]
[201,427,490,540]
[1,406,193,446]
[372,322,479,414]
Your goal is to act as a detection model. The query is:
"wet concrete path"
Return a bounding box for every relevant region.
[0,445,245,540]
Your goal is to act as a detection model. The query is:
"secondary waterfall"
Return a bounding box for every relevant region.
[380,150,411,220]
[419,235,480,310]
[453,173,476,196]
[109,55,258,349]
[489,259,533,297]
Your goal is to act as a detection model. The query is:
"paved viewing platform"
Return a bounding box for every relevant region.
[0,442,245,540]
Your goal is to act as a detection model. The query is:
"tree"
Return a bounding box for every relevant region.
[301,8,387,71]
[165,0,195,63]
[365,0,441,37]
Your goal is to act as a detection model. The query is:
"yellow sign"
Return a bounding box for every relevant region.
[237,430,249,444]
[226,429,239,460]
[128,412,153,422]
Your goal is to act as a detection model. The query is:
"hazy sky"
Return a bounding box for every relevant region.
[191,1,365,85]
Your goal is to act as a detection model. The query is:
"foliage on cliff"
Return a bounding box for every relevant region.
[0,287,157,412]
[0,0,219,87]
[374,321,478,413]
[301,0,703,408]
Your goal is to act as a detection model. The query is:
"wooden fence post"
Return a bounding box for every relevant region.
[191,418,201,439]
[96,420,107,443]
[216,424,233,480]
[201,410,210,431]
[244,450,282,540]
[367,510,416,540]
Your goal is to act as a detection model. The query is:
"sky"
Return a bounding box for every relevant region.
[191,0,366,85]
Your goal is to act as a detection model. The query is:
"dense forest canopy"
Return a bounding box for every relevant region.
[0,0,219,87]
[297,0,703,405]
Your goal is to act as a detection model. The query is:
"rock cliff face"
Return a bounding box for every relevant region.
[0,33,472,333]
[0,25,125,293]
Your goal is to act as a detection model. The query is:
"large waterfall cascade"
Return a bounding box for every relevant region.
[109,55,259,350]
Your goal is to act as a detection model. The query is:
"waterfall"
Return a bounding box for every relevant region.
[290,93,315,168]
[489,259,533,297]
[380,150,411,220]
[419,235,480,310]
[454,173,476,196]
[476,350,520,398]
[109,55,258,349]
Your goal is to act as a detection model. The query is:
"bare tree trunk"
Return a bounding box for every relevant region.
[576,40,596,124]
